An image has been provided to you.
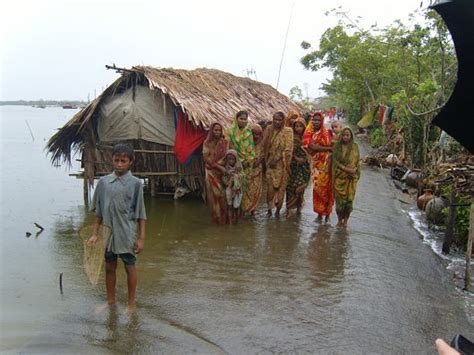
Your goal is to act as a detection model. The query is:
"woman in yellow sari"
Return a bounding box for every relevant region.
[263,112,293,217]
[302,111,334,223]
[225,110,255,214]
[331,127,360,227]
[203,122,229,224]
[241,124,265,215]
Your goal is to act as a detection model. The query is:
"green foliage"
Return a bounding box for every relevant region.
[441,185,471,249]
[368,127,386,147]
[300,8,457,167]
[289,86,304,101]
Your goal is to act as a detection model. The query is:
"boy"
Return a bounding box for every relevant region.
[87,143,146,312]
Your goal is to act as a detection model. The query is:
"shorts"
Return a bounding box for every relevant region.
[105,251,136,265]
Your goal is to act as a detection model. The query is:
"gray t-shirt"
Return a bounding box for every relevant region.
[91,171,147,255]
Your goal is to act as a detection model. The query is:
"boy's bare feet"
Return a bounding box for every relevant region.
[126,303,137,315]
[267,209,272,216]
[94,302,116,314]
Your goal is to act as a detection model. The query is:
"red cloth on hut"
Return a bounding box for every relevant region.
[174,111,207,164]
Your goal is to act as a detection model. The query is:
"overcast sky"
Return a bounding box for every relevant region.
[0,0,423,101]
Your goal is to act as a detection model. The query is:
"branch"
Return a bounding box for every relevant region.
[105,64,135,73]
[406,103,445,116]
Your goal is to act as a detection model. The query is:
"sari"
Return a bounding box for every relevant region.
[331,127,360,214]
[302,115,334,216]
[264,124,293,210]
[241,124,264,213]
[285,111,300,127]
[225,118,255,204]
[286,118,311,210]
[203,122,229,224]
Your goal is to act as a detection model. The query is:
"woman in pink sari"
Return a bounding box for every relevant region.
[202,122,229,224]
[302,111,334,222]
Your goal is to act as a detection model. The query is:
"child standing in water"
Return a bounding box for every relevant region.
[222,149,243,224]
[87,143,146,313]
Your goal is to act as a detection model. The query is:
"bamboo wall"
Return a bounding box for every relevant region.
[82,139,205,198]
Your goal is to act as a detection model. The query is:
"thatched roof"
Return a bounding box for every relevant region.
[47,66,302,165]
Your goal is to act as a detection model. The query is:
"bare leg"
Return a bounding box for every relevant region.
[324,215,330,223]
[125,264,137,312]
[336,212,343,226]
[343,210,352,227]
[316,214,323,222]
[267,186,275,216]
[296,196,302,215]
[275,208,281,218]
[105,260,117,305]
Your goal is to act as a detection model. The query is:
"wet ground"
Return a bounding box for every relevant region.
[1,106,473,353]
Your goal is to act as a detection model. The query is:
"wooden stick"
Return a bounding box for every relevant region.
[97,146,175,154]
[464,203,473,291]
[59,273,64,295]
[25,120,35,141]
[34,223,44,231]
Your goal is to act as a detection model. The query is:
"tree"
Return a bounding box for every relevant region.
[300,8,457,168]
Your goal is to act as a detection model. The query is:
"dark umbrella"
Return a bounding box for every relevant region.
[431,0,474,153]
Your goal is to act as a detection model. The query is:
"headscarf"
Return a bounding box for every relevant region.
[332,127,356,163]
[302,111,332,154]
[225,149,239,160]
[331,126,360,182]
[251,124,264,145]
[225,114,255,163]
[203,122,228,166]
[224,149,243,171]
[292,117,307,137]
[285,111,301,127]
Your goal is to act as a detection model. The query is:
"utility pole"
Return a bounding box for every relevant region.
[276,2,295,90]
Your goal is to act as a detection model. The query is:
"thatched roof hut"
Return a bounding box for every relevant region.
[47,65,301,198]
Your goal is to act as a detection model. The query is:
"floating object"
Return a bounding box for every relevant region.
[426,197,447,224]
[25,232,32,238]
[174,186,190,200]
[417,189,434,211]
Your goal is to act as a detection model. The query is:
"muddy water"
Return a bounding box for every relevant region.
[1,106,472,353]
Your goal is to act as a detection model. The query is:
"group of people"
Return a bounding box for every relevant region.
[203,109,361,227]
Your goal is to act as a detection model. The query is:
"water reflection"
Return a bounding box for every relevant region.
[307,224,348,290]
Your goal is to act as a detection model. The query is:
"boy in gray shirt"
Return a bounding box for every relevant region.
[87,143,147,312]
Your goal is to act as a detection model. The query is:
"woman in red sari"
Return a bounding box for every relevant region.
[302,112,334,222]
[202,122,229,224]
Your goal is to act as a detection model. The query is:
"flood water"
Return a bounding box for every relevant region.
[1,105,473,353]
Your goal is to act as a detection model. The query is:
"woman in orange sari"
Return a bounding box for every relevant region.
[203,122,229,224]
[302,111,334,222]
[241,124,265,215]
